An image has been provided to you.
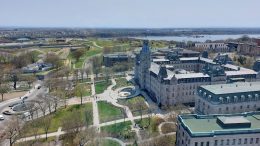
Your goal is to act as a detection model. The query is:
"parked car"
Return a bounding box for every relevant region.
[9,102,20,107]
[2,111,12,115]
[0,115,4,120]
[35,84,41,89]
[20,96,28,100]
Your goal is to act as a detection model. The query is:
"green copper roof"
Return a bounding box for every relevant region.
[200,82,260,95]
[179,112,260,137]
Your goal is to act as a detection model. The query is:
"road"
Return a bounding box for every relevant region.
[0,80,47,132]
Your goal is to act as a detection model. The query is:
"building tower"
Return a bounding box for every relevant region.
[139,40,151,89]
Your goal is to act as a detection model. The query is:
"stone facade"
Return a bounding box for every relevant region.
[135,41,259,106]
[195,43,230,52]
[195,82,260,115]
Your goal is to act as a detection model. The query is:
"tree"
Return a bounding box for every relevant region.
[62,110,84,135]
[73,127,98,146]
[4,116,22,146]
[42,116,52,140]
[23,75,35,88]
[91,56,102,78]
[72,48,85,62]
[80,69,84,82]
[84,67,91,79]
[9,70,20,90]
[45,53,63,69]
[0,84,10,101]
[74,83,84,105]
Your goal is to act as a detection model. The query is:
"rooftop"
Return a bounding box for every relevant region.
[200,82,260,95]
[179,112,260,137]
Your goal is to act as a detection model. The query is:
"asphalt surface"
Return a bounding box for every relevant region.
[0,81,46,132]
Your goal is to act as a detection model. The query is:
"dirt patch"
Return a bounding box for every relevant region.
[1,91,27,101]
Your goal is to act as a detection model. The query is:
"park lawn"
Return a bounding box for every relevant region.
[135,116,165,139]
[98,101,124,123]
[112,77,133,90]
[21,103,93,137]
[101,121,135,141]
[118,96,149,116]
[95,80,111,94]
[82,83,92,96]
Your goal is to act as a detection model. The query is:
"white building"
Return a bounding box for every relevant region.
[195,43,229,52]
[195,82,260,115]
[177,113,260,146]
[135,41,259,106]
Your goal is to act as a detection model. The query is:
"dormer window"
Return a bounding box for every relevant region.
[241,95,245,102]
[219,97,224,103]
[234,96,238,102]
[203,92,207,97]
[226,96,230,103]
[255,94,259,101]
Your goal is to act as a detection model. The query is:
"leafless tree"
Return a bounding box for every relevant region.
[42,116,52,140]
[4,116,22,146]
[0,84,10,101]
[74,83,84,105]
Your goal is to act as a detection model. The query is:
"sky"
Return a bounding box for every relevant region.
[0,0,260,28]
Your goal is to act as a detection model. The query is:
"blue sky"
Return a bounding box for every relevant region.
[0,0,259,28]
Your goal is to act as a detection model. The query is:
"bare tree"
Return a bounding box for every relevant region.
[84,67,91,79]
[4,116,22,146]
[0,84,10,101]
[74,83,84,105]
[73,127,98,146]
[42,115,52,140]
[80,69,84,82]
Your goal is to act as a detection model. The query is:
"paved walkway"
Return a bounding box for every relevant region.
[91,74,100,131]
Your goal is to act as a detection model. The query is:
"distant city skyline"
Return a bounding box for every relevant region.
[0,0,260,28]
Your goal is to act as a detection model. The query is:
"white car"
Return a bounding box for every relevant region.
[0,115,4,120]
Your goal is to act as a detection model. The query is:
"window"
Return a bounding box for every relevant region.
[221,140,224,146]
[227,139,230,145]
[232,139,236,145]
[244,138,247,144]
[200,142,204,146]
[195,142,198,146]
[214,140,218,146]
[206,141,209,146]
[247,105,250,108]
[238,139,241,144]
[250,138,253,144]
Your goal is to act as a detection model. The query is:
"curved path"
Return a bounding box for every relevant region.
[158,122,176,135]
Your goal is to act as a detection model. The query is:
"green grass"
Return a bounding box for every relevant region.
[101,121,135,141]
[95,80,112,94]
[73,48,102,69]
[112,77,133,90]
[81,83,91,96]
[98,101,124,123]
[21,103,93,137]
[118,96,149,116]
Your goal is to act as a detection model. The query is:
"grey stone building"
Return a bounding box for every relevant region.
[135,41,259,106]
[195,82,260,115]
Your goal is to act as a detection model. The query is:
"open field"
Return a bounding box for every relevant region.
[98,101,124,123]
[21,103,93,137]
[118,96,149,116]
[112,77,133,90]
[101,121,135,142]
[95,81,112,94]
